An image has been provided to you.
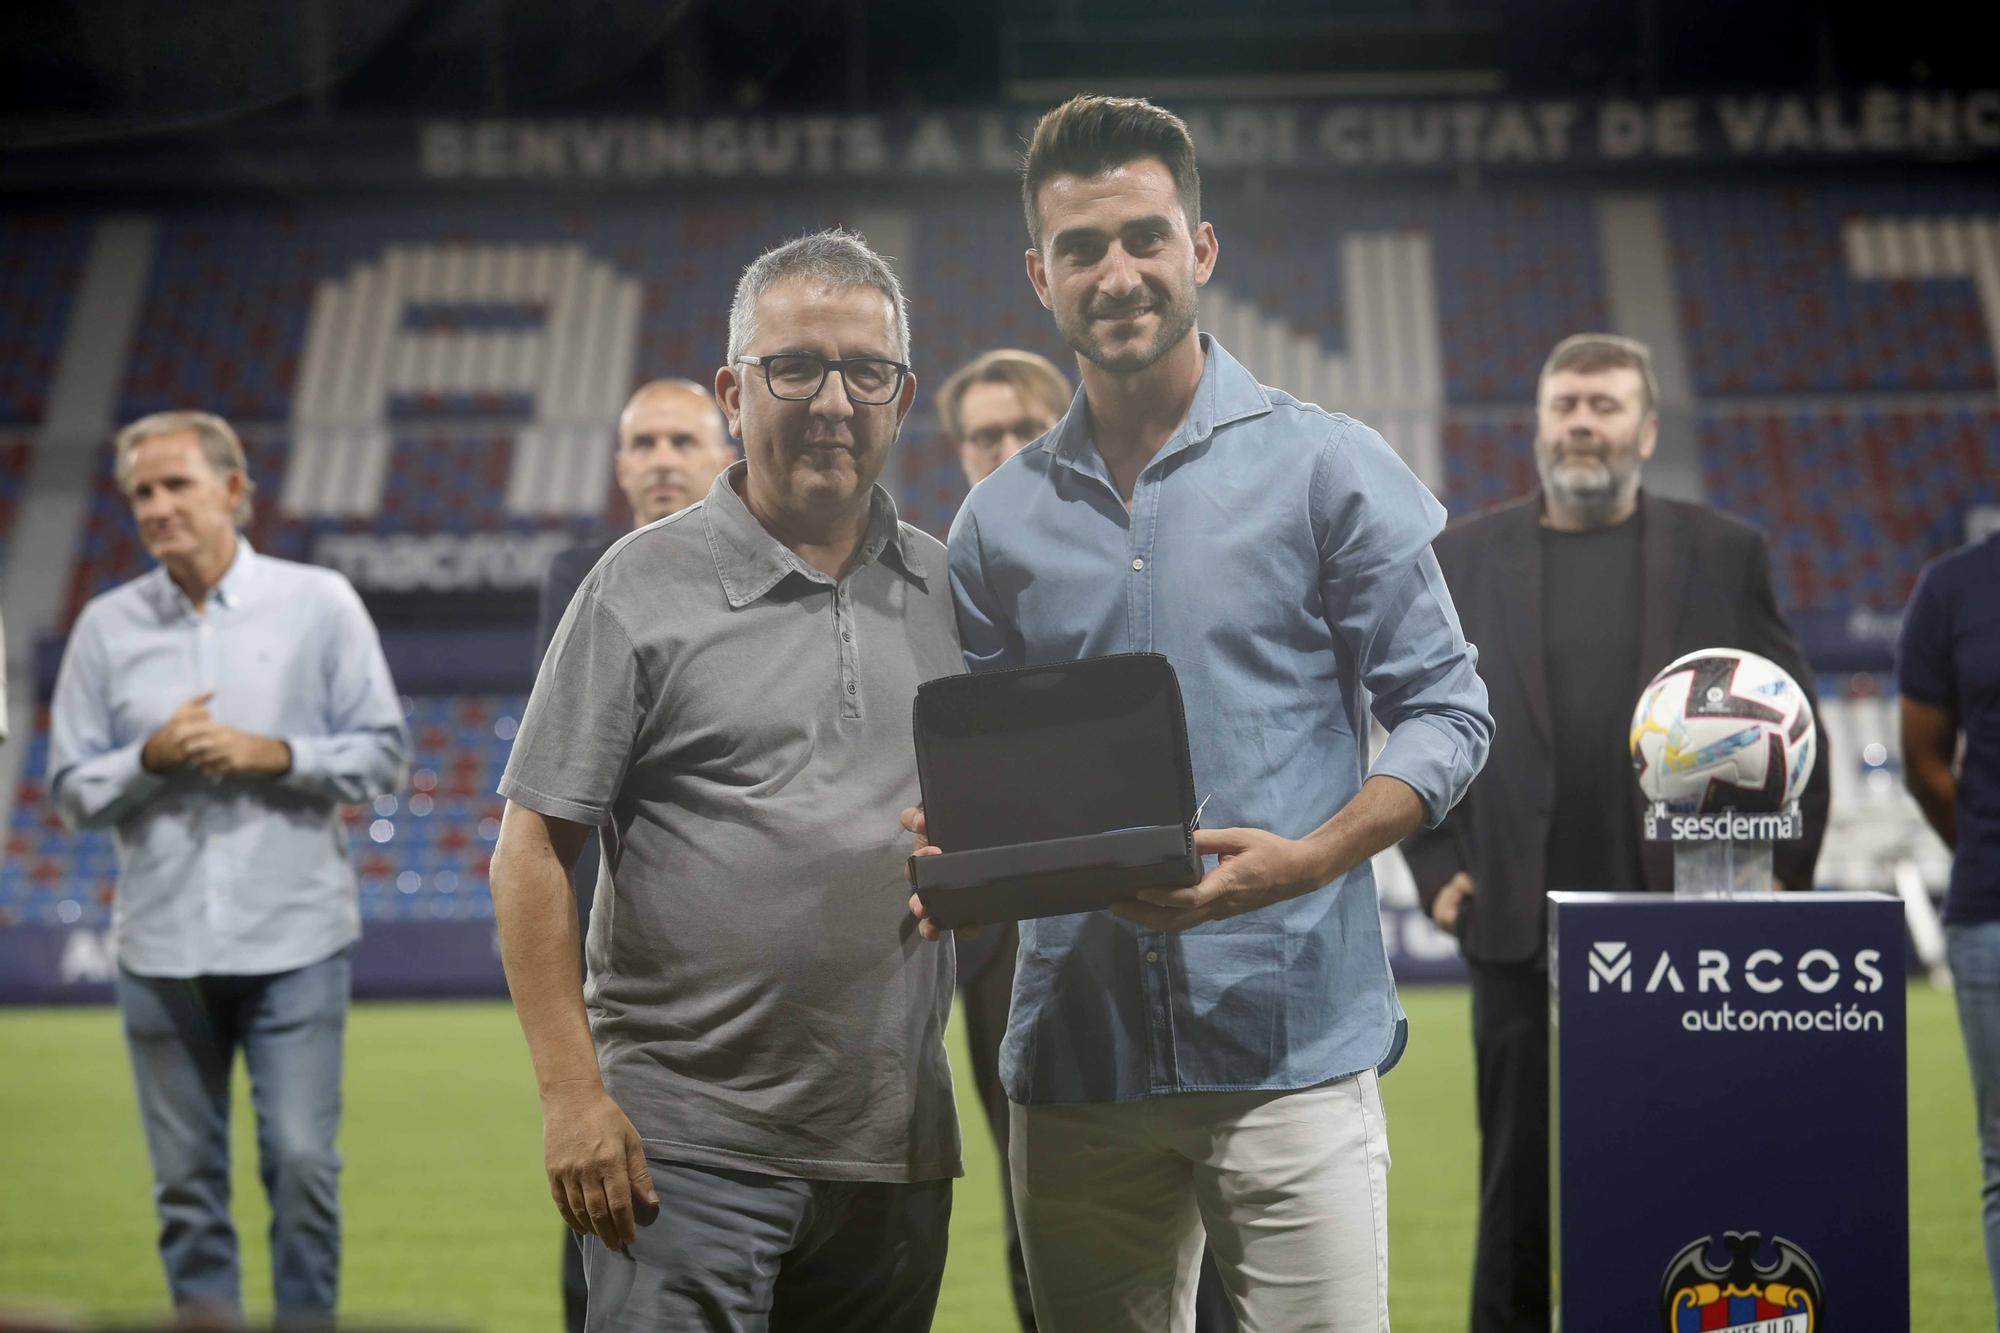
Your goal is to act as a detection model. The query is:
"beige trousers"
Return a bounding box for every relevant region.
[1010,1071,1392,1333]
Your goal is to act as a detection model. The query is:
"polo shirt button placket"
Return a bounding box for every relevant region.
[835,586,861,719]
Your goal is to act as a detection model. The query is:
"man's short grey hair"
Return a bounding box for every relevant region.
[114,410,256,526]
[726,229,911,366]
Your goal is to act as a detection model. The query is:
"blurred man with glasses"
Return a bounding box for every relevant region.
[493,229,962,1332]
[938,348,1072,487]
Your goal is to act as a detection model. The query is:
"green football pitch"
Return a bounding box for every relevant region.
[0,986,1989,1331]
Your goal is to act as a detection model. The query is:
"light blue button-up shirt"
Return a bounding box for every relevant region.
[949,336,1492,1104]
[50,541,409,978]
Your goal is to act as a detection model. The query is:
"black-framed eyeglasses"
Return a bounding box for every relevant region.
[737,354,911,406]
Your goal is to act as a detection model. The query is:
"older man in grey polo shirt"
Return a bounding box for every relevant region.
[491,229,962,1333]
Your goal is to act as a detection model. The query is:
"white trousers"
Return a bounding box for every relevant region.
[1010,1070,1392,1333]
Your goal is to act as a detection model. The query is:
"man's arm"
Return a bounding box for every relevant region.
[1900,696,1958,848]
[1319,427,1494,831]
[1734,530,1829,891]
[1117,774,1427,932]
[491,800,656,1251]
[1395,526,1479,929]
[1121,424,1494,932]
[269,576,410,802]
[49,613,172,829]
[1896,560,1959,849]
[497,573,655,1243]
[945,503,1026,674]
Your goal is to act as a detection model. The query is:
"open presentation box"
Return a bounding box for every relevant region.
[910,652,1204,929]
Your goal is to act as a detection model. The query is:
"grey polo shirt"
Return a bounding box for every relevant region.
[500,463,963,1183]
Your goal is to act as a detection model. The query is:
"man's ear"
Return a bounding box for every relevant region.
[1026,248,1054,313]
[1191,220,1219,288]
[715,365,744,439]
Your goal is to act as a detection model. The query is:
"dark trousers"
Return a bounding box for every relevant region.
[959,925,1236,1333]
[1468,959,1552,1333]
[959,922,1038,1329]
[562,842,600,1333]
[579,1161,950,1332]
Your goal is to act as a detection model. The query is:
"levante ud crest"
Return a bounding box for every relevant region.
[1660,1231,1823,1332]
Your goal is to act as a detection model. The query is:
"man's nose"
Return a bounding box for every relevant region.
[810,369,857,419]
[1098,245,1142,298]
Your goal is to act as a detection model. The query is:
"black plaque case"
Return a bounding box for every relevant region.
[910,652,1203,928]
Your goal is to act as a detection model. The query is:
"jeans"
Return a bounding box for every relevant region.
[115,948,350,1317]
[1949,921,2000,1318]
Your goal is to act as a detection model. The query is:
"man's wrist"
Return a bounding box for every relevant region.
[1297,827,1359,892]
[538,1074,610,1107]
[139,730,175,774]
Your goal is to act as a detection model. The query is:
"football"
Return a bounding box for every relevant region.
[1629,648,1818,813]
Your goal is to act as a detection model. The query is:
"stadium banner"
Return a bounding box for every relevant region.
[1550,892,1907,1332]
[0,921,509,1006]
[7,89,1997,192]
[1790,606,1902,674]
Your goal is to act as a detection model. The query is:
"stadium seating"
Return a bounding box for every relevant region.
[60,431,618,626]
[1440,411,1538,516]
[1666,185,1999,397]
[0,436,34,568]
[0,217,89,425]
[9,185,1997,931]
[0,694,526,929]
[117,204,823,424]
[1700,406,2000,612]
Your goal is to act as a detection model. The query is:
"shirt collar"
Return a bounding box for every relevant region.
[147,535,259,616]
[702,461,927,610]
[1040,333,1274,477]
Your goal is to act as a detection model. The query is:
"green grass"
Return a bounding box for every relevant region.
[0,987,1987,1331]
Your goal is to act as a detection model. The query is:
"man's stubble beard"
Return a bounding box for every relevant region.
[1057,281,1199,375]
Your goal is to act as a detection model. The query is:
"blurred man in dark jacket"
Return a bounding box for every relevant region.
[1402,333,1829,1333]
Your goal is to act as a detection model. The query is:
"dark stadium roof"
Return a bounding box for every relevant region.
[1,0,1989,135]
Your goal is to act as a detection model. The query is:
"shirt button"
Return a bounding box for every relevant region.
[1131,558,1145,571]
[847,682,857,694]
[842,631,852,642]
[1145,950,1159,963]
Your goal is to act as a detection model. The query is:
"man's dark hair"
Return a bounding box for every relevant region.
[1021,95,1201,249]
[1539,332,1659,416]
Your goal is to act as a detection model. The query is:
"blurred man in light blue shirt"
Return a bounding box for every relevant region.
[909,97,1491,1332]
[50,409,407,1323]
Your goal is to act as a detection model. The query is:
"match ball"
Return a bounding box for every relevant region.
[1629,648,1817,813]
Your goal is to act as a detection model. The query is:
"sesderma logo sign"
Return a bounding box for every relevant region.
[1643,809,1805,841]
